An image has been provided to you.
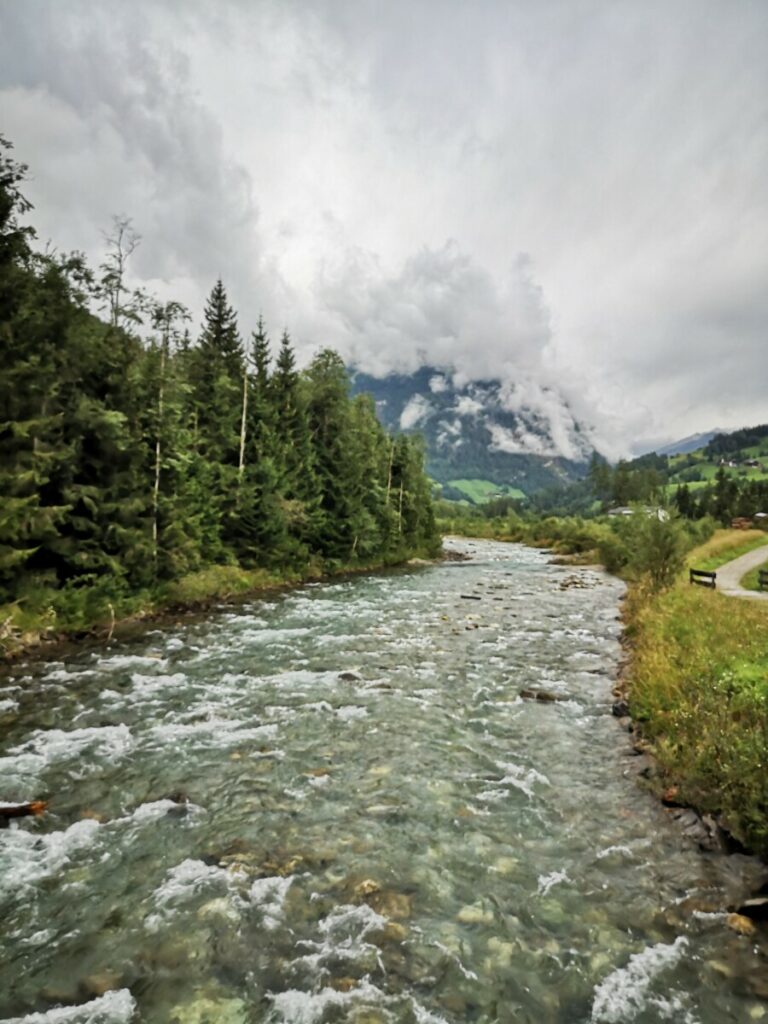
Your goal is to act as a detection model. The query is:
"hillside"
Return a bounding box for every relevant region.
[664,425,768,492]
[350,367,594,499]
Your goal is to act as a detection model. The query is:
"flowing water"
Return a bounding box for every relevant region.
[0,539,766,1024]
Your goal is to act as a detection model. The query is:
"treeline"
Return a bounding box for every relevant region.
[0,137,438,635]
[586,454,768,525]
[705,424,768,457]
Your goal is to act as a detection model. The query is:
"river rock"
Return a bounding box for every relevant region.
[368,889,412,919]
[169,995,247,1024]
[82,970,122,997]
[611,699,630,717]
[381,921,408,942]
[338,672,361,682]
[197,897,239,923]
[486,936,516,968]
[329,976,358,992]
[457,903,494,925]
[519,689,570,703]
[354,878,380,899]
[726,912,756,936]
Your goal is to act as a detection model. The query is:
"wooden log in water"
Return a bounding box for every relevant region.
[0,800,47,822]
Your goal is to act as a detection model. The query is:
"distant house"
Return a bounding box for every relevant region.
[607,506,668,521]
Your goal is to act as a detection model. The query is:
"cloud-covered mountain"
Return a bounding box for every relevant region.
[351,367,594,497]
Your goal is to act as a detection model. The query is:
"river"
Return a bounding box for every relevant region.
[0,539,765,1023]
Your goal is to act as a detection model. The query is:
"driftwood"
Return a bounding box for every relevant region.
[0,800,47,824]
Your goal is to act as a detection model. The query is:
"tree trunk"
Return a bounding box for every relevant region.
[238,369,248,480]
[152,337,167,571]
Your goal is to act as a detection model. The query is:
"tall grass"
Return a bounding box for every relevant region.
[627,578,768,851]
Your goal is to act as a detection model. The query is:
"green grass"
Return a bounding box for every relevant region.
[446,479,525,503]
[627,538,768,853]
[740,555,768,592]
[686,530,768,572]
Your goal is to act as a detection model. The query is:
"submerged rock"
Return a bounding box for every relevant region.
[368,889,412,919]
[169,995,247,1023]
[82,970,123,997]
[519,689,570,703]
[727,912,757,937]
[457,903,494,925]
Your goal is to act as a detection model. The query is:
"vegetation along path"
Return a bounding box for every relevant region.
[715,545,768,601]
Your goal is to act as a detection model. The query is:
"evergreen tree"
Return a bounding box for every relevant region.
[0,135,441,630]
[271,331,320,554]
[190,279,244,465]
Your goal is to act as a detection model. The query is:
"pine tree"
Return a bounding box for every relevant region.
[190,279,244,467]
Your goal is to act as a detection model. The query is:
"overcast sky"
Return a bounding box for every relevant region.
[1,0,766,456]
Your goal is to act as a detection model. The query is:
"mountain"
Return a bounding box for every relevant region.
[655,429,723,456]
[350,367,595,499]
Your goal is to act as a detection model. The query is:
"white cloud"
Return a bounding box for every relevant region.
[1,0,766,454]
[454,395,484,417]
[399,395,433,430]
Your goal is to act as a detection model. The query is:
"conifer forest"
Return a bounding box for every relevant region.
[0,137,440,636]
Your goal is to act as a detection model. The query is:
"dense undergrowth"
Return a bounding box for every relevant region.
[443,510,768,854]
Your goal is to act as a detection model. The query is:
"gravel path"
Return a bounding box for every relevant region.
[711,544,768,601]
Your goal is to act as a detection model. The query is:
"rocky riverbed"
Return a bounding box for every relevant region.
[0,538,765,1023]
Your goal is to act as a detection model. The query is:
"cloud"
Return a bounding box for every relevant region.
[315,241,551,379]
[400,395,433,430]
[1,0,766,455]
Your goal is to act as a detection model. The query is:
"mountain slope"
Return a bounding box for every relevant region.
[350,367,594,497]
[655,430,722,456]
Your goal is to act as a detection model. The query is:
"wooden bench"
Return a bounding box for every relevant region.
[689,568,716,589]
[759,569,768,592]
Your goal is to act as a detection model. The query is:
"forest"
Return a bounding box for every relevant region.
[0,137,440,642]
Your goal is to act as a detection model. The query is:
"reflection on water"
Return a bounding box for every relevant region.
[0,539,765,1023]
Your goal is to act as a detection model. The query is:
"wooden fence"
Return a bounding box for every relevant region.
[689,568,716,589]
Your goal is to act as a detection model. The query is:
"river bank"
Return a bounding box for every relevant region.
[0,548,445,664]
[2,537,766,1022]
